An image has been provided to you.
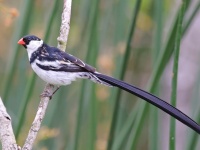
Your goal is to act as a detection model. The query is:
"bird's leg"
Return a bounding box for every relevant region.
[40,85,60,100]
[52,86,60,95]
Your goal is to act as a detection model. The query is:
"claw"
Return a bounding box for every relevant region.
[40,91,52,99]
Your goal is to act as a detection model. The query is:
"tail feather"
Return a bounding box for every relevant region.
[89,73,112,86]
[77,72,112,86]
[94,72,200,134]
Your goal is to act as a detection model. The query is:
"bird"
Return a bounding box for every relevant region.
[18,35,200,134]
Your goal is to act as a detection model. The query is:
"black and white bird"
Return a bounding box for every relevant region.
[18,35,200,134]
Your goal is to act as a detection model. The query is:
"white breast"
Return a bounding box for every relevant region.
[31,62,80,85]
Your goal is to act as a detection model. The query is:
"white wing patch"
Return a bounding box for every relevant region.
[35,59,74,69]
[57,60,73,65]
[35,59,60,68]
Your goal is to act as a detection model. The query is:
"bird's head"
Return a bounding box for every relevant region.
[18,35,43,51]
[18,35,44,59]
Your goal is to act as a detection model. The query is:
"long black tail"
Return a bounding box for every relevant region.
[94,72,200,134]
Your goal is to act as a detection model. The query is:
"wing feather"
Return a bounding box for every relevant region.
[49,46,96,72]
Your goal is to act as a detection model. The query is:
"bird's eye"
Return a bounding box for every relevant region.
[24,38,27,43]
[23,38,30,45]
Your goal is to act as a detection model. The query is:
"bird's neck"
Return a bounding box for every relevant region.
[29,43,49,64]
[27,40,44,59]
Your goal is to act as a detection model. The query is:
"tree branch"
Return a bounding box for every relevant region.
[22,84,54,150]
[57,0,72,51]
[22,0,72,149]
[0,97,19,150]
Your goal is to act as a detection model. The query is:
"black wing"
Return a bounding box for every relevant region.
[49,46,96,72]
[36,45,96,73]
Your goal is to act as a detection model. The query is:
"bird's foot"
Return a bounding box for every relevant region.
[40,86,60,100]
[40,91,53,100]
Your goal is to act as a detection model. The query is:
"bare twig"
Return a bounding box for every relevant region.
[57,0,72,51]
[0,97,19,150]
[22,0,72,149]
[22,84,54,150]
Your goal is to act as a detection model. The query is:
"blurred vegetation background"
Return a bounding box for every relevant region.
[0,0,200,150]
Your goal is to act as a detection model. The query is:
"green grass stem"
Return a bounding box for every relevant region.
[149,0,163,149]
[106,0,141,149]
[116,1,193,149]
[72,1,99,150]
[2,0,34,104]
[169,0,186,149]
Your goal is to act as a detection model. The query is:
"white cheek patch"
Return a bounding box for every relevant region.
[27,40,43,51]
[26,40,43,59]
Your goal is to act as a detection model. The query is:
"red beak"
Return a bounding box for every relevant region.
[18,38,25,45]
